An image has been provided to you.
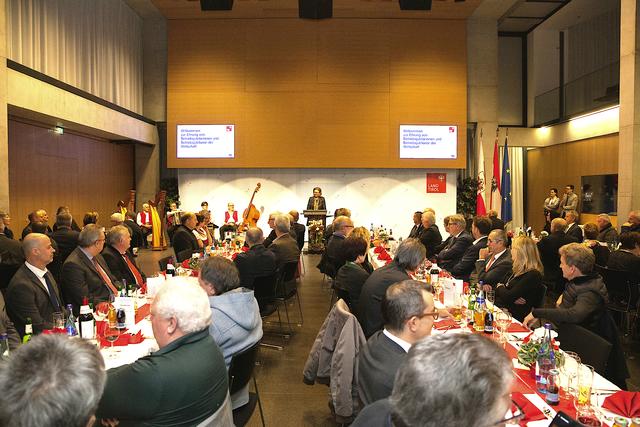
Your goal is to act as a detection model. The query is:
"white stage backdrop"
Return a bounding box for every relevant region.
[178,169,457,240]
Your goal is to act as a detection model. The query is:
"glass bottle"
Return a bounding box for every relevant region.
[474,290,485,332]
[467,285,476,326]
[78,297,95,340]
[0,334,9,359]
[22,317,33,344]
[535,323,555,393]
[65,304,78,336]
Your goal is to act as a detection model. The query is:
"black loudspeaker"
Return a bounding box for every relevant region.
[298,0,332,19]
[200,0,233,11]
[399,0,432,10]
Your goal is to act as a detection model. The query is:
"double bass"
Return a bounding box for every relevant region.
[237,183,261,233]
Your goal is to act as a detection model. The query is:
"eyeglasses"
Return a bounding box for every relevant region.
[489,399,524,426]
[416,311,439,321]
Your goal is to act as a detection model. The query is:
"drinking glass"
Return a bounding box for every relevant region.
[102,324,121,358]
[575,364,594,412]
[558,351,581,400]
[486,290,495,311]
[52,312,65,332]
[495,310,512,343]
[451,293,464,325]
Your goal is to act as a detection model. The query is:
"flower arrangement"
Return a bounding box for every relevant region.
[517,332,564,368]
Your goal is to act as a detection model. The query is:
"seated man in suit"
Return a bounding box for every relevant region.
[621,210,640,234]
[102,225,146,289]
[565,210,583,243]
[435,214,473,271]
[0,220,24,292]
[0,334,106,427]
[49,212,80,282]
[234,227,277,289]
[96,280,229,425]
[61,224,118,313]
[171,212,201,263]
[262,212,278,248]
[21,209,52,240]
[358,238,426,338]
[289,210,306,251]
[6,233,63,337]
[418,211,442,259]
[124,211,144,252]
[408,211,423,239]
[268,214,301,269]
[596,213,619,244]
[449,216,491,283]
[358,280,436,406]
[607,231,640,272]
[477,229,513,292]
[318,216,354,277]
[537,218,574,296]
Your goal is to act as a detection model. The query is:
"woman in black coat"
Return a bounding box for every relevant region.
[334,235,371,313]
[495,236,545,322]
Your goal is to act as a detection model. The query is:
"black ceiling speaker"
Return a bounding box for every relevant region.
[200,0,233,11]
[299,0,332,19]
[399,0,432,10]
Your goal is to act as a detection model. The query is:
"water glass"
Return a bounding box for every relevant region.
[558,351,581,399]
[495,310,512,343]
[575,364,594,412]
[52,312,65,331]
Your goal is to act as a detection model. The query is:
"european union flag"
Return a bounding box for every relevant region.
[501,139,512,223]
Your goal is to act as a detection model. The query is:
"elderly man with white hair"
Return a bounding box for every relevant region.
[622,210,640,234]
[96,279,229,426]
[596,213,619,244]
[268,213,301,269]
[101,225,146,288]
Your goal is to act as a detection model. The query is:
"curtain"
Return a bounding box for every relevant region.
[6,0,143,114]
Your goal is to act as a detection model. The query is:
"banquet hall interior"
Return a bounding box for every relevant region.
[1,0,640,425]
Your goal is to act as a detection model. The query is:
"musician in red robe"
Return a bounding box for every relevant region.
[136,203,153,248]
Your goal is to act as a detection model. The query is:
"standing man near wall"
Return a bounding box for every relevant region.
[559,185,579,218]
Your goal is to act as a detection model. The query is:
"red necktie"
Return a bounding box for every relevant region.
[123,254,144,286]
[92,258,118,295]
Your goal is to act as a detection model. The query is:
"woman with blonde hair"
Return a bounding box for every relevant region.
[349,226,373,273]
[495,235,545,321]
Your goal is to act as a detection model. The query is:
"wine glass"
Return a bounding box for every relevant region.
[558,351,581,400]
[103,323,121,358]
[495,310,512,343]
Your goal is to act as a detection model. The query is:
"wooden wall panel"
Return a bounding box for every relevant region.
[526,134,619,233]
[8,119,134,232]
[167,19,467,169]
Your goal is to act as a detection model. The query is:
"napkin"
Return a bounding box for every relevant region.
[434,318,459,330]
[603,390,640,418]
[98,330,143,347]
[507,323,530,333]
[378,251,391,261]
[373,246,385,254]
[511,392,547,423]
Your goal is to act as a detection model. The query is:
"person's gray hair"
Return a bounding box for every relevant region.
[394,238,426,270]
[0,334,106,427]
[390,334,513,427]
[245,227,264,246]
[199,256,240,295]
[566,210,578,219]
[421,211,435,226]
[597,213,611,223]
[55,212,72,227]
[382,280,432,333]
[333,216,354,233]
[550,218,567,233]
[559,242,595,275]
[153,278,212,334]
[107,225,130,246]
[274,214,291,233]
[488,229,507,245]
[110,212,124,223]
[22,233,48,258]
[78,224,103,247]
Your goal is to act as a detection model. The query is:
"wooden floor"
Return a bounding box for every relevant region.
[137,249,338,427]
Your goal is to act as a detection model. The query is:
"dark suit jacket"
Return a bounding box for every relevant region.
[0,234,24,291]
[49,227,80,281]
[268,234,300,269]
[6,263,64,336]
[358,261,411,338]
[433,235,451,256]
[21,223,52,240]
[418,224,443,258]
[234,244,277,289]
[436,231,473,271]
[450,236,488,282]
[101,244,146,287]
[334,262,370,313]
[53,219,81,232]
[263,229,277,248]
[171,225,200,262]
[97,329,228,427]
[292,222,306,250]
[538,231,573,288]
[318,234,346,277]
[124,219,144,249]
[476,250,513,288]
[2,228,14,240]
[306,196,326,210]
[495,269,544,322]
[565,223,583,243]
[61,247,117,312]
[0,291,20,349]
[408,223,423,239]
[607,250,640,273]
[358,330,407,405]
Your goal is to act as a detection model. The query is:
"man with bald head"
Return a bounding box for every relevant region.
[622,210,640,234]
[6,233,64,337]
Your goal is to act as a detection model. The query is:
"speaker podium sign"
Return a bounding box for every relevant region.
[426,173,447,193]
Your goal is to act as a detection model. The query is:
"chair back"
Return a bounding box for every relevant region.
[196,392,234,427]
[596,265,639,310]
[158,254,176,271]
[557,323,612,375]
[276,261,299,297]
[228,341,261,395]
[252,273,278,302]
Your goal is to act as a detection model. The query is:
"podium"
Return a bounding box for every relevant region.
[303,209,329,253]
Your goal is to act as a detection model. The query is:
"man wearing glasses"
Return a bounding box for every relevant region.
[358,280,438,406]
[61,224,117,313]
[353,333,519,427]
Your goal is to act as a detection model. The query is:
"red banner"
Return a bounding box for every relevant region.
[426,173,447,193]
